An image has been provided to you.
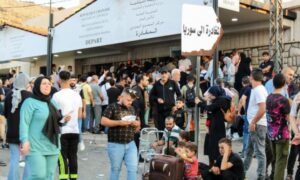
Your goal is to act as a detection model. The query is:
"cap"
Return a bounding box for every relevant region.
[160,66,168,73]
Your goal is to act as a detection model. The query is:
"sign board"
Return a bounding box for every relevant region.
[53,0,212,53]
[240,0,269,11]
[0,26,47,62]
[219,0,240,12]
[181,4,223,56]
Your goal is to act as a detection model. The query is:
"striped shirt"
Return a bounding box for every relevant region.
[162,125,182,145]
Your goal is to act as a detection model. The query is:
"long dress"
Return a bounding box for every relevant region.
[205,96,231,161]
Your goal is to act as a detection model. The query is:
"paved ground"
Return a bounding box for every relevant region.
[0,131,297,180]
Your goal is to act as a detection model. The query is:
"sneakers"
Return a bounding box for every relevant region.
[286,175,293,180]
[79,141,85,151]
[19,161,25,167]
[0,160,6,166]
[231,133,242,141]
[1,143,9,149]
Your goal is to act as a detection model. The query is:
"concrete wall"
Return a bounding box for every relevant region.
[30,54,75,77]
[0,61,31,75]
[224,41,300,73]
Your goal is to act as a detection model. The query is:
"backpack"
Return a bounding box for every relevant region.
[185,86,196,108]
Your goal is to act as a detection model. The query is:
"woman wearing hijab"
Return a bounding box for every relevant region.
[234,53,251,92]
[204,86,232,166]
[19,76,69,180]
[4,73,32,180]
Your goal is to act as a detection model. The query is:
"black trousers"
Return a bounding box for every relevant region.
[202,170,239,180]
[295,146,300,180]
[287,134,299,176]
[58,133,79,180]
[156,109,171,131]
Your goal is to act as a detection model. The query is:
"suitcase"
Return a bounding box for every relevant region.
[149,155,184,180]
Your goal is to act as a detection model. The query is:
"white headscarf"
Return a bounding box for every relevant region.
[11,73,30,113]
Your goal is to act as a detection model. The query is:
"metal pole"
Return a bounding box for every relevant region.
[46,0,53,76]
[212,0,219,85]
[195,56,201,156]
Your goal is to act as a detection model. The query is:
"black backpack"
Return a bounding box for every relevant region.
[185,86,196,108]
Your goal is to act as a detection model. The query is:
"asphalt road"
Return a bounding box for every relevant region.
[0,132,297,180]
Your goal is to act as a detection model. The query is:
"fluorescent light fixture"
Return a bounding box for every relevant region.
[231,18,238,22]
[54,54,59,57]
[76,51,82,54]
[33,57,38,60]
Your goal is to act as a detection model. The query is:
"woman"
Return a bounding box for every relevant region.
[20,77,69,180]
[234,53,251,92]
[204,86,232,166]
[4,73,32,180]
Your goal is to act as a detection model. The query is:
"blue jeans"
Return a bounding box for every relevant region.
[244,125,267,180]
[107,141,138,180]
[84,105,92,131]
[8,144,30,180]
[241,115,249,156]
[78,119,83,142]
[92,105,102,131]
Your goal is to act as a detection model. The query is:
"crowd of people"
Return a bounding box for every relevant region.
[0,50,299,180]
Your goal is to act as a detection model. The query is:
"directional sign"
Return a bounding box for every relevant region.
[219,0,240,12]
[181,4,223,56]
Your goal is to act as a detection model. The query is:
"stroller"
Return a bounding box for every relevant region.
[138,128,166,176]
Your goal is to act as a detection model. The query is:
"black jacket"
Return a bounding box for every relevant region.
[4,90,32,144]
[132,85,146,128]
[150,79,181,112]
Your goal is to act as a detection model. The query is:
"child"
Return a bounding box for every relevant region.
[179,130,190,143]
[176,142,199,180]
[173,97,185,129]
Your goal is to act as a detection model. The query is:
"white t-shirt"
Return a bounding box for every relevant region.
[247,85,268,126]
[178,58,192,71]
[290,92,300,118]
[100,82,111,105]
[53,88,83,134]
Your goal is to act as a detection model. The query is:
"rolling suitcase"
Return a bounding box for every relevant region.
[149,155,184,180]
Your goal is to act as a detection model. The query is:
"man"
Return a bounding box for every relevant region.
[53,71,83,180]
[80,75,94,132]
[132,74,149,128]
[259,51,274,82]
[70,75,86,151]
[243,69,268,180]
[237,76,251,158]
[266,73,299,180]
[178,55,192,73]
[265,67,294,98]
[204,56,224,87]
[90,75,103,133]
[107,79,121,105]
[150,67,181,131]
[151,116,182,152]
[101,88,140,180]
[264,66,294,178]
[287,85,300,180]
[171,68,181,88]
[206,138,244,180]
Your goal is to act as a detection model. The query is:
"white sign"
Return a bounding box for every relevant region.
[181,4,223,56]
[53,0,212,53]
[219,0,240,12]
[0,26,47,62]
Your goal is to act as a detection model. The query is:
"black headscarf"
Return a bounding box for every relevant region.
[32,77,62,147]
[208,85,225,98]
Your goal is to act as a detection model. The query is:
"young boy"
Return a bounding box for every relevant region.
[176,142,199,180]
[173,97,186,129]
[206,138,244,180]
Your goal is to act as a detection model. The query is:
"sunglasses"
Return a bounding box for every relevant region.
[123,88,137,98]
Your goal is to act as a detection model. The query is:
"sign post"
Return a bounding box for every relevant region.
[182,4,223,153]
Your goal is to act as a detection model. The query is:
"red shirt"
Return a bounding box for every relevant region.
[184,156,198,177]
